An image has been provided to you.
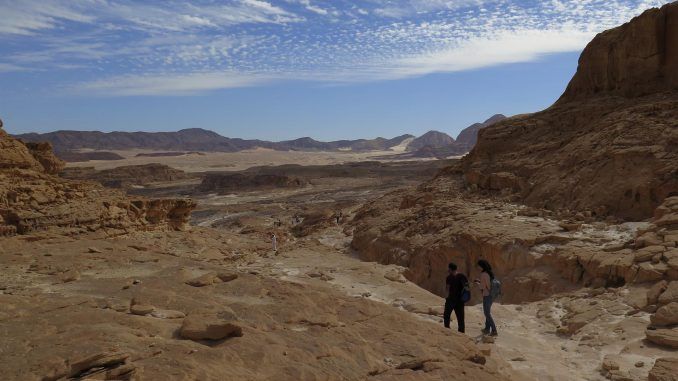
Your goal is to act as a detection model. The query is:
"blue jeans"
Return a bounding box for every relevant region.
[483,296,497,333]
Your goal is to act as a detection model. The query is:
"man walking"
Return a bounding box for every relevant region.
[444,263,468,333]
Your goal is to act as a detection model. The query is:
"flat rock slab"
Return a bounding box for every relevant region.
[646,328,678,349]
[180,313,243,341]
[648,358,678,381]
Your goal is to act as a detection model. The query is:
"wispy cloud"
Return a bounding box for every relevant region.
[74,71,278,96]
[0,0,94,35]
[0,0,672,96]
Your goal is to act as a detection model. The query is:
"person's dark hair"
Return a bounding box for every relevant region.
[477,259,494,280]
[448,263,457,271]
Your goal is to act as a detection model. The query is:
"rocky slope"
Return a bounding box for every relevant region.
[0,120,195,237]
[455,114,507,149]
[406,130,455,151]
[462,3,678,221]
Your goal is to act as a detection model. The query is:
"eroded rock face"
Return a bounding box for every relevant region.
[0,120,196,236]
[23,141,66,175]
[0,124,44,172]
[351,173,678,304]
[560,3,678,101]
[462,3,678,221]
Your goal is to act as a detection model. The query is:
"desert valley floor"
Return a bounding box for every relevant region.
[1,150,676,381]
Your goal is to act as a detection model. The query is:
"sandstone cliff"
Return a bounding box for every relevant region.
[462,2,678,221]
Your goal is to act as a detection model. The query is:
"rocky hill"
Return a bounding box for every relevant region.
[14,128,415,154]
[456,114,507,149]
[406,130,455,151]
[462,3,678,221]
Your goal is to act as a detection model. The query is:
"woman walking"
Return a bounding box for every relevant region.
[475,259,498,336]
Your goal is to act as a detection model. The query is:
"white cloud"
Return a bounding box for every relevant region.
[0,63,28,73]
[0,0,94,35]
[385,28,594,79]
[1,0,673,96]
[73,71,279,96]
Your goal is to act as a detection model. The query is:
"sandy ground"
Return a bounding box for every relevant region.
[65,148,430,172]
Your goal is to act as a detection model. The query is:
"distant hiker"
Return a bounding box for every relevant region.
[444,263,469,333]
[475,259,498,336]
[271,233,278,253]
[335,211,342,224]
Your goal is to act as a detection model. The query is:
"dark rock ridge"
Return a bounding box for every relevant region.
[197,173,308,194]
[462,2,678,221]
[455,114,507,149]
[57,151,125,162]
[61,163,188,188]
[14,128,415,153]
[406,131,455,151]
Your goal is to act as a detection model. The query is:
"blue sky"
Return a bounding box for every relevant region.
[0,0,670,141]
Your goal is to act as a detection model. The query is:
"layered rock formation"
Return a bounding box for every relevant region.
[462,2,678,221]
[197,173,308,194]
[61,163,188,188]
[559,4,678,102]
[0,120,195,236]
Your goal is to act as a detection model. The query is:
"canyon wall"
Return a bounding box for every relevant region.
[462,2,678,221]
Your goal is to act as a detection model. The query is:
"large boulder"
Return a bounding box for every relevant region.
[651,303,678,327]
[646,328,678,349]
[658,281,678,306]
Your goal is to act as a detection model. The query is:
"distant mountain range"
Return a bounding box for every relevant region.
[14,128,415,154]
[14,114,506,161]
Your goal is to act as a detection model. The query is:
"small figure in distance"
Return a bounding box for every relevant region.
[444,262,469,333]
[271,233,278,254]
[475,259,498,336]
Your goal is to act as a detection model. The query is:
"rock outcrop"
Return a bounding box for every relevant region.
[197,173,308,194]
[22,141,66,175]
[0,120,195,236]
[407,130,456,151]
[462,2,678,221]
[559,4,678,102]
[61,163,188,188]
[351,177,678,304]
